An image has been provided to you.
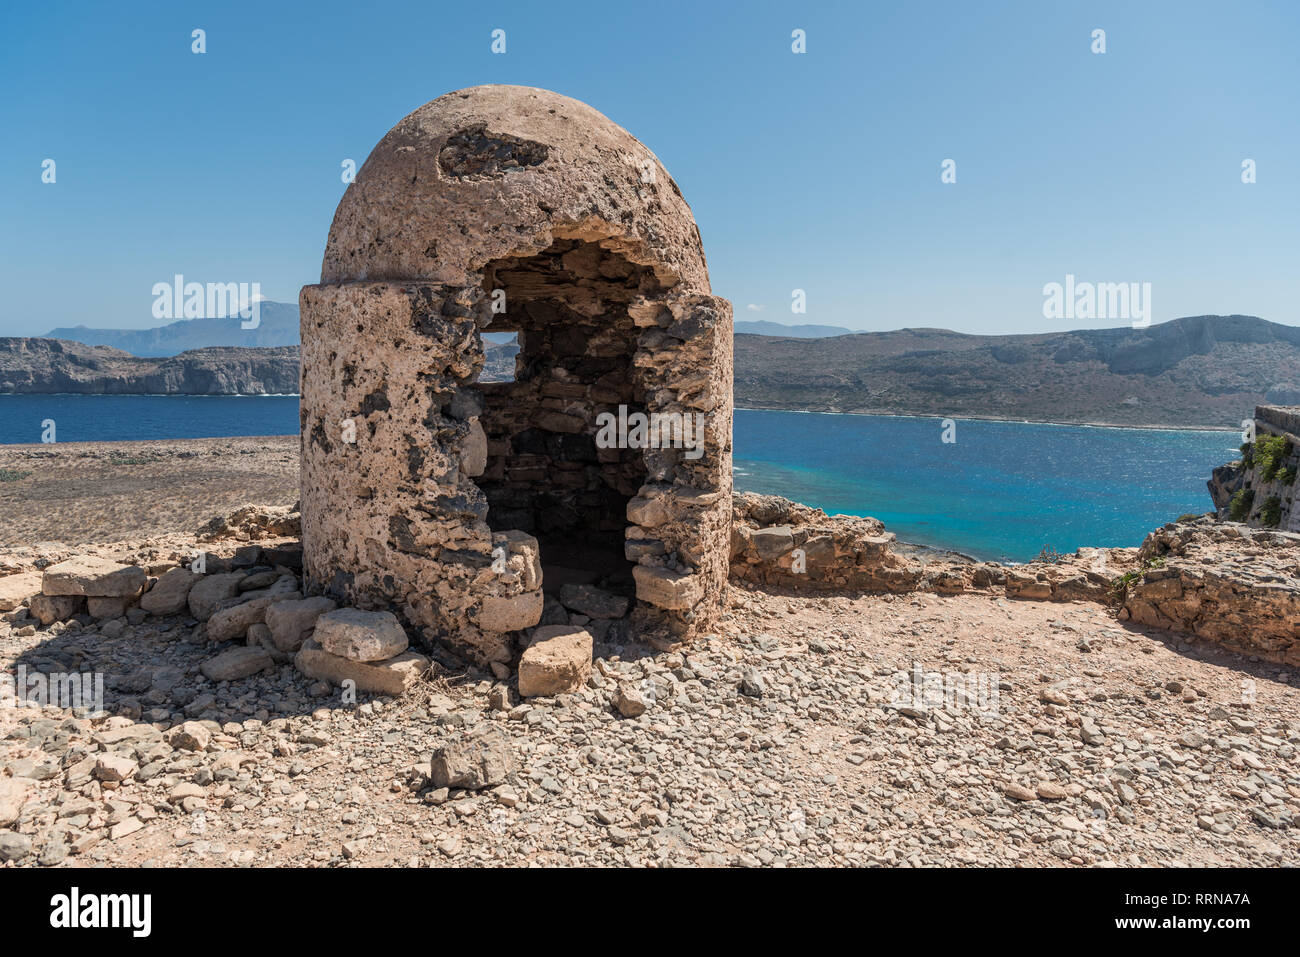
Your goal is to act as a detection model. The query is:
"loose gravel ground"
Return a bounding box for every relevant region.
[3,583,1296,868]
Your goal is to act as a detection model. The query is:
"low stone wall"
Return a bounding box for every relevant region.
[728,492,1122,603]
[1256,404,1300,440]
[1121,519,1300,666]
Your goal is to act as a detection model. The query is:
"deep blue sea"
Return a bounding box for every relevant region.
[0,396,1236,562]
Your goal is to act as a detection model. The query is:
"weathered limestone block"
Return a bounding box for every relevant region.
[475,590,544,633]
[264,596,337,653]
[42,557,146,597]
[29,594,83,625]
[1005,571,1053,600]
[1120,518,1300,665]
[295,639,431,695]
[141,567,201,615]
[633,565,702,611]
[313,608,409,662]
[518,625,593,697]
[187,572,245,620]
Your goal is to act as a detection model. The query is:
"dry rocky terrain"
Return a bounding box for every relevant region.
[0,442,1296,868]
[1,564,1295,868]
[0,437,298,545]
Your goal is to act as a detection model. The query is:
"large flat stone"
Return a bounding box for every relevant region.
[187,572,245,620]
[264,596,337,653]
[314,608,409,662]
[42,556,146,598]
[751,525,795,561]
[0,572,42,612]
[294,638,430,695]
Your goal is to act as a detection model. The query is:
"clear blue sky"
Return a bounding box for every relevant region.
[2,0,1297,337]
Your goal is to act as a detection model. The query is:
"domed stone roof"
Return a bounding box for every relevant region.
[321,85,711,293]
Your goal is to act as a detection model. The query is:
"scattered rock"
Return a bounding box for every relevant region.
[201,645,275,682]
[613,682,649,717]
[429,724,513,790]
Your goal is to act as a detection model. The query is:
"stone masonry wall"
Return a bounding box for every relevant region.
[299,282,543,667]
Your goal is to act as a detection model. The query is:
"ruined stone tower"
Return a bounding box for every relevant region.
[299,85,733,667]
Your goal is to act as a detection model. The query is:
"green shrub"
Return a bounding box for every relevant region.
[0,469,30,483]
[1228,488,1255,521]
[1255,434,1292,481]
[1111,557,1167,597]
[1176,513,1201,523]
[1260,496,1283,527]
[1276,466,1297,486]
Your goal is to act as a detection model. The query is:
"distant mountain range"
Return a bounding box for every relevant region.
[44,301,301,356]
[735,314,1300,427]
[15,311,1300,427]
[733,320,854,338]
[41,304,851,355]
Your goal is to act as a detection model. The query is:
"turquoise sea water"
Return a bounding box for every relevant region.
[733,409,1237,561]
[0,396,1236,562]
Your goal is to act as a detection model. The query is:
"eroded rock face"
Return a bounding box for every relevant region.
[300,86,733,665]
[1209,406,1300,532]
[1121,519,1300,665]
[729,492,1132,603]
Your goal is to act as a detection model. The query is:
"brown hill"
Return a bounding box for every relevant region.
[734,315,1300,427]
